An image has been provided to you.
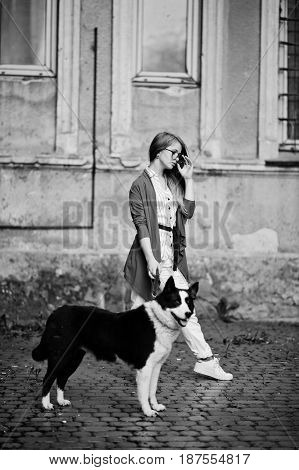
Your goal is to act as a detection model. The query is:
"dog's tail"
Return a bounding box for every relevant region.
[32,341,47,362]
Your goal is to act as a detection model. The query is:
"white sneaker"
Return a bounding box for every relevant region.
[194,358,233,381]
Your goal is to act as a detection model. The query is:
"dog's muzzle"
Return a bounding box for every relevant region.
[171,311,192,327]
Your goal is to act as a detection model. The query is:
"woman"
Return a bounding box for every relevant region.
[124,132,232,381]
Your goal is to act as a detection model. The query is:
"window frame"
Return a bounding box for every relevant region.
[0,0,58,77]
[0,0,81,163]
[111,0,223,164]
[278,0,299,152]
[259,0,299,163]
[132,0,201,87]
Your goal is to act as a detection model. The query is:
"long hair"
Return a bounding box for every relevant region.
[149,132,187,214]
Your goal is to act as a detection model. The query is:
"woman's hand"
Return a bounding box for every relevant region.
[147,257,160,280]
[177,155,193,180]
[140,238,159,279]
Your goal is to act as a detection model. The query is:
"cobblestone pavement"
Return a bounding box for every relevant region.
[0,315,298,450]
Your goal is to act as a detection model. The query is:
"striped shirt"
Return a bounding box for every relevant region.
[146,167,177,262]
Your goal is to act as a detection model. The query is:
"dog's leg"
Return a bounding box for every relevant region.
[56,349,86,406]
[57,387,71,407]
[42,393,53,410]
[136,364,157,417]
[41,362,57,410]
[149,363,165,411]
[149,352,170,412]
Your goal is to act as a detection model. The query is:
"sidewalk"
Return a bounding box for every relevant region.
[0,314,298,450]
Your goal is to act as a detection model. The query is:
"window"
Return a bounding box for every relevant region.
[278,0,299,152]
[0,0,57,76]
[133,0,201,86]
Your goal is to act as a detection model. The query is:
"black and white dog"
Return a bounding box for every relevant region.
[32,276,198,417]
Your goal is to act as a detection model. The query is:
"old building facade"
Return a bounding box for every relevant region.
[0,0,298,321]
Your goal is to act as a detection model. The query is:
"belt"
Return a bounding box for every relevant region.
[158,224,172,232]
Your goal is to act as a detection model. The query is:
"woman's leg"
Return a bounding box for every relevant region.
[130,265,232,380]
[159,264,213,359]
[130,266,212,358]
[131,289,146,309]
[159,263,233,380]
[181,314,213,359]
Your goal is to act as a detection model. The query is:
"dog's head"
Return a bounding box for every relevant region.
[157,276,199,327]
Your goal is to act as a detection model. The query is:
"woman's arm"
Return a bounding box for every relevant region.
[129,184,150,240]
[184,178,194,201]
[129,183,160,279]
[178,156,195,219]
[140,238,160,279]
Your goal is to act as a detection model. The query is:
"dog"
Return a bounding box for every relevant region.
[32,276,199,417]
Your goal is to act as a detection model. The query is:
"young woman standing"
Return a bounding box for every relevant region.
[124,132,232,380]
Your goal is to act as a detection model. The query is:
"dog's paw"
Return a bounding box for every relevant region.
[43,402,54,411]
[57,399,71,407]
[143,408,158,417]
[152,403,166,412]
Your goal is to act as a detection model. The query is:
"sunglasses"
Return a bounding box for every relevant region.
[165,148,186,168]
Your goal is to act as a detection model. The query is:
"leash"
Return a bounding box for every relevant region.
[151,268,161,298]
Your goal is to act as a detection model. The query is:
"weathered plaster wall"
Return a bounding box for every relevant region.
[0,77,56,155]
[131,87,201,160]
[190,171,299,252]
[1,169,298,252]
[0,169,298,323]
[0,167,92,227]
[0,168,299,253]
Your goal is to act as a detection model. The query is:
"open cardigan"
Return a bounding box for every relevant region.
[124,169,195,301]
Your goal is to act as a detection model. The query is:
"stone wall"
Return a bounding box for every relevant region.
[189,253,299,323]
[0,251,298,326]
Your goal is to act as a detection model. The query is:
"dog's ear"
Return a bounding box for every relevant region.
[189,281,199,299]
[163,276,176,293]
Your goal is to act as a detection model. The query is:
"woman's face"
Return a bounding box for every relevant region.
[158,140,182,171]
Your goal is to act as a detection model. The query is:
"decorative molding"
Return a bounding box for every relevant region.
[198,160,299,175]
[2,156,298,176]
[0,154,90,168]
[56,0,81,156]
[258,0,280,160]
[200,0,224,159]
[111,0,135,159]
